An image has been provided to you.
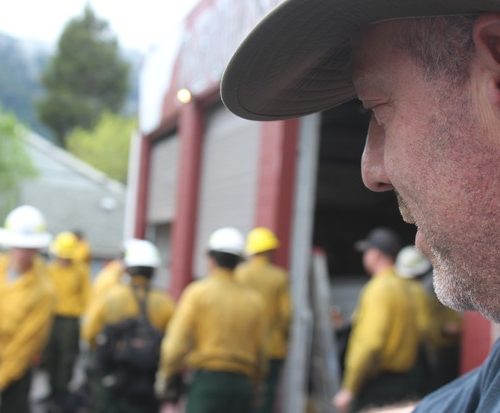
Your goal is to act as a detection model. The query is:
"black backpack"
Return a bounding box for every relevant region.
[95,286,164,398]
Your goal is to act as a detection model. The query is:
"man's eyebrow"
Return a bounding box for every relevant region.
[353,70,377,87]
[352,70,389,95]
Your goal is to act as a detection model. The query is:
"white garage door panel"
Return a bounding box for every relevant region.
[194,106,260,277]
[147,135,179,223]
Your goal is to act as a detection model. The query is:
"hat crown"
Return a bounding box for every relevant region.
[246,227,280,255]
[208,227,245,256]
[396,245,432,278]
[124,239,161,268]
[5,205,47,236]
[50,232,79,259]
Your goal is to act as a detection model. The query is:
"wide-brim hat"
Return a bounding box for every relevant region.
[0,228,52,249]
[221,0,496,120]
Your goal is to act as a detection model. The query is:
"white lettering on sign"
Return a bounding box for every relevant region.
[175,0,281,94]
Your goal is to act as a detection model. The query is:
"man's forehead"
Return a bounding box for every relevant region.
[351,22,402,94]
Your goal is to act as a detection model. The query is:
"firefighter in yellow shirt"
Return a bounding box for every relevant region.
[83,244,129,336]
[156,227,267,413]
[0,205,55,413]
[334,228,420,413]
[83,257,125,331]
[71,229,91,271]
[396,246,434,395]
[42,231,92,409]
[91,258,125,300]
[236,227,291,413]
[396,245,462,392]
[80,250,125,411]
[82,239,175,413]
[396,247,433,342]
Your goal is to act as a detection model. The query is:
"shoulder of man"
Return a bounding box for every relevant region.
[104,283,132,302]
[415,340,500,412]
[177,278,207,302]
[148,288,175,305]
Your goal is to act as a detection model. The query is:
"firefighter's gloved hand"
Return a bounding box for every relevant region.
[155,372,185,403]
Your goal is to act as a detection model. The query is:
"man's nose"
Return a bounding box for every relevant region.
[361,120,393,192]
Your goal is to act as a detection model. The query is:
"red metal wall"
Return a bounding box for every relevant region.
[460,312,493,373]
[255,120,299,269]
[169,102,205,299]
[133,135,151,239]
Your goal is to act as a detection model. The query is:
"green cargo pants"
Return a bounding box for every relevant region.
[43,316,80,396]
[99,387,158,413]
[254,358,284,413]
[350,368,420,413]
[0,370,31,413]
[186,370,253,413]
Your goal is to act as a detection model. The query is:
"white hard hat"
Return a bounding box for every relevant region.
[208,227,244,256]
[124,239,161,268]
[0,205,52,249]
[396,245,432,279]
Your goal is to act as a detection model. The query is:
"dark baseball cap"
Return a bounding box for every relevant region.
[355,227,402,259]
[221,0,494,121]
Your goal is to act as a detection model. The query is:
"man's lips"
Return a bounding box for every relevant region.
[415,229,424,250]
[395,192,416,224]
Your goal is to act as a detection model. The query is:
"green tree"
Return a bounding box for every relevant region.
[67,111,135,183]
[0,107,37,217]
[37,6,129,146]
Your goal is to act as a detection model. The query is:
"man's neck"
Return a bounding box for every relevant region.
[372,263,394,276]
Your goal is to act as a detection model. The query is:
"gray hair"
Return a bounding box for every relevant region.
[396,16,477,85]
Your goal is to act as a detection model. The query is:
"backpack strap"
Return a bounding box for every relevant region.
[131,284,152,326]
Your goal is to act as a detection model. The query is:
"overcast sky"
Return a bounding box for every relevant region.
[0,0,199,52]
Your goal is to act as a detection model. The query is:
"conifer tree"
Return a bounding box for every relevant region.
[38,6,129,146]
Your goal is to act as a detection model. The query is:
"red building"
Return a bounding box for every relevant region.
[126,0,498,409]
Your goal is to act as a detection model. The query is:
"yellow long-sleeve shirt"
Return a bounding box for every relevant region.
[83,260,125,324]
[0,254,55,390]
[235,255,291,359]
[160,269,267,382]
[73,240,91,262]
[91,260,124,300]
[81,277,175,345]
[427,294,462,348]
[343,267,419,394]
[404,278,432,341]
[47,260,91,317]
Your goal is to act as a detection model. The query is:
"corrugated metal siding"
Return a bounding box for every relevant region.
[147,134,179,223]
[147,222,172,291]
[194,106,260,277]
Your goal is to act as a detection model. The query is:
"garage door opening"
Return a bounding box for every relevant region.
[313,100,416,318]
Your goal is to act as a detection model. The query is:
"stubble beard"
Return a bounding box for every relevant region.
[398,194,479,316]
[396,193,467,306]
[429,243,474,312]
[431,240,500,322]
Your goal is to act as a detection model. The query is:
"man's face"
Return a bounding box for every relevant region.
[352,21,500,321]
[10,248,38,273]
[362,248,378,275]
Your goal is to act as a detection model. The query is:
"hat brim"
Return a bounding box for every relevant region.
[0,228,52,249]
[221,0,494,121]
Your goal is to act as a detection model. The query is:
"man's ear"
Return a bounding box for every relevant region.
[473,14,500,104]
[474,14,500,70]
